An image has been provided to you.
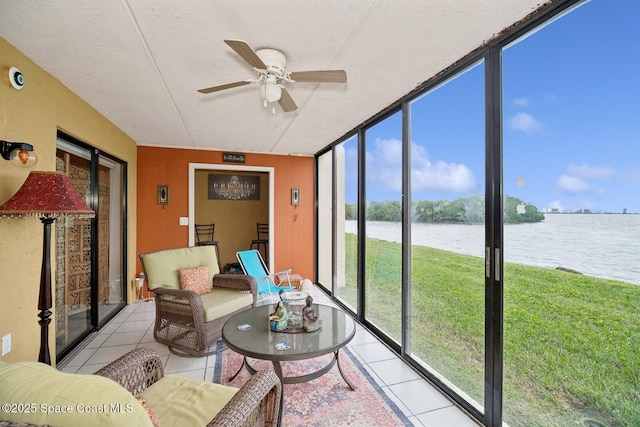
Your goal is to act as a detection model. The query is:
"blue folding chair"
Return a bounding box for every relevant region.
[236,249,294,303]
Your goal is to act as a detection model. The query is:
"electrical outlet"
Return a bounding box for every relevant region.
[179,217,189,226]
[2,334,11,356]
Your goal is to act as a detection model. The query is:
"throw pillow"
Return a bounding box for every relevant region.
[178,265,211,295]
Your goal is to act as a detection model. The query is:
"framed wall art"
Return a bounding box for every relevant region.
[208,174,260,200]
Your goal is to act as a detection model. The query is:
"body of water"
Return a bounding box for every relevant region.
[345,214,640,285]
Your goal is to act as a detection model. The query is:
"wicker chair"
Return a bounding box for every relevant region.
[140,246,258,357]
[0,347,282,427]
[96,348,281,426]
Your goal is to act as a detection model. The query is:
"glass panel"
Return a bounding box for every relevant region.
[502,1,640,425]
[364,113,402,342]
[336,136,358,311]
[317,150,333,289]
[408,63,486,408]
[55,144,93,357]
[97,156,125,323]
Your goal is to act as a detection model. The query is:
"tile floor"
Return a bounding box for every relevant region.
[58,285,480,427]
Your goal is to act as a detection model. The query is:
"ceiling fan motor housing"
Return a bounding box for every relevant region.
[256,49,287,78]
[197,40,347,113]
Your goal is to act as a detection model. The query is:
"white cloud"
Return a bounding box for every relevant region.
[343,145,359,184]
[555,163,612,199]
[512,97,529,107]
[546,200,566,212]
[567,163,616,180]
[365,138,477,193]
[365,139,403,191]
[556,174,593,194]
[509,112,541,134]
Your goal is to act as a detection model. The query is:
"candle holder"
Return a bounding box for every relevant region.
[135,277,144,302]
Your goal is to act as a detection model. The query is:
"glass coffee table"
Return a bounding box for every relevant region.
[222,303,356,388]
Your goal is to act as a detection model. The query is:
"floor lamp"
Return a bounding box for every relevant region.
[0,171,94,365]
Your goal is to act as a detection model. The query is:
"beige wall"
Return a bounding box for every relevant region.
[194,170,269,268]
[0,38,138,364]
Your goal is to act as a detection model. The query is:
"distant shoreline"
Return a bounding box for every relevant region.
[347,214,640,286]
[542,211,638,215]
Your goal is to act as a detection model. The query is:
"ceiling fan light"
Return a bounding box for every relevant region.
[264,83,281,103]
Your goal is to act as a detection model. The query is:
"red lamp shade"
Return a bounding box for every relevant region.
[0,171,94,365]
[0,171,94,218]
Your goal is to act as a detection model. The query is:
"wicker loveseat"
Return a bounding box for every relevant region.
[0,347,281,426]
[140,245,258,357]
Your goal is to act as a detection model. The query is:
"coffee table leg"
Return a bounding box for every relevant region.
[336,350,356,391]
[272,361,285,427]
[228,357,245,381]
[228,356,258,381]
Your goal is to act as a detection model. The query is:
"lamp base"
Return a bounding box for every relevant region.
[38,216,55,365]
[38,309,52,365]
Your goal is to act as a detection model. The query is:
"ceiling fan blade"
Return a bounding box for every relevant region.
[289,70,347,83]
[197,80,251,94]
[224,39,267,70]
[278,88,298,112]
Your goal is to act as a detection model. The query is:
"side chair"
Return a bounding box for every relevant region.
[195,223,221,270]
[249,222,269,264]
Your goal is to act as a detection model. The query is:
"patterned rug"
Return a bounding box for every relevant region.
[213,342,412,426]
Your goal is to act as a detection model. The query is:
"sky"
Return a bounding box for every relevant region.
[345,0,640,214]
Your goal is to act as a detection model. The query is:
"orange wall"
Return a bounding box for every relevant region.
[137,146,315,281]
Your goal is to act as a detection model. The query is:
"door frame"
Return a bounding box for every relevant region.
[188,163,275,271]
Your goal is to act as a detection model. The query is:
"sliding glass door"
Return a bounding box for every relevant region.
[55,134,127,360]
[55,143,93,356]
[96,156,125,323]
[363,112,403,343]
[408,61,486,411]
[501,1,640,425]
[335,136,359,311]
[317,150,333,289]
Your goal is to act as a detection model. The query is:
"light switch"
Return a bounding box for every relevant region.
[2,334,11,356]
[179,217,189,226]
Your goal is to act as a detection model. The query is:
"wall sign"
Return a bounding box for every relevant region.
[223,152,246,163]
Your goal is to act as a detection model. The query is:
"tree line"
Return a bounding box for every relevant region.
[345,194,545,224]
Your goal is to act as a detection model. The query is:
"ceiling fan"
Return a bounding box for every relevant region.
[197,40,347,113]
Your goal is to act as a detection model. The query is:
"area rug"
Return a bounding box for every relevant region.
[213,341,412,426]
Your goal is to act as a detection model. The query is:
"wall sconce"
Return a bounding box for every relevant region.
[291,188,300,206]
[1,140,38,168]
[157,185,169,205]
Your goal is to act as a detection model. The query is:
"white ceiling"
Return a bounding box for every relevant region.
[0,1,553,156]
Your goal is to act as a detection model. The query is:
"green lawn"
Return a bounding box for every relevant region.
[341,233,640,427]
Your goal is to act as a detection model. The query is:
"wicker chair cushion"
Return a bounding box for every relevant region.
[139,375,238,426]
[178,265,211,295]
[201,288,254,323]
[135,396,160,427]
[0,361,154,427]
[143,246,220,291]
